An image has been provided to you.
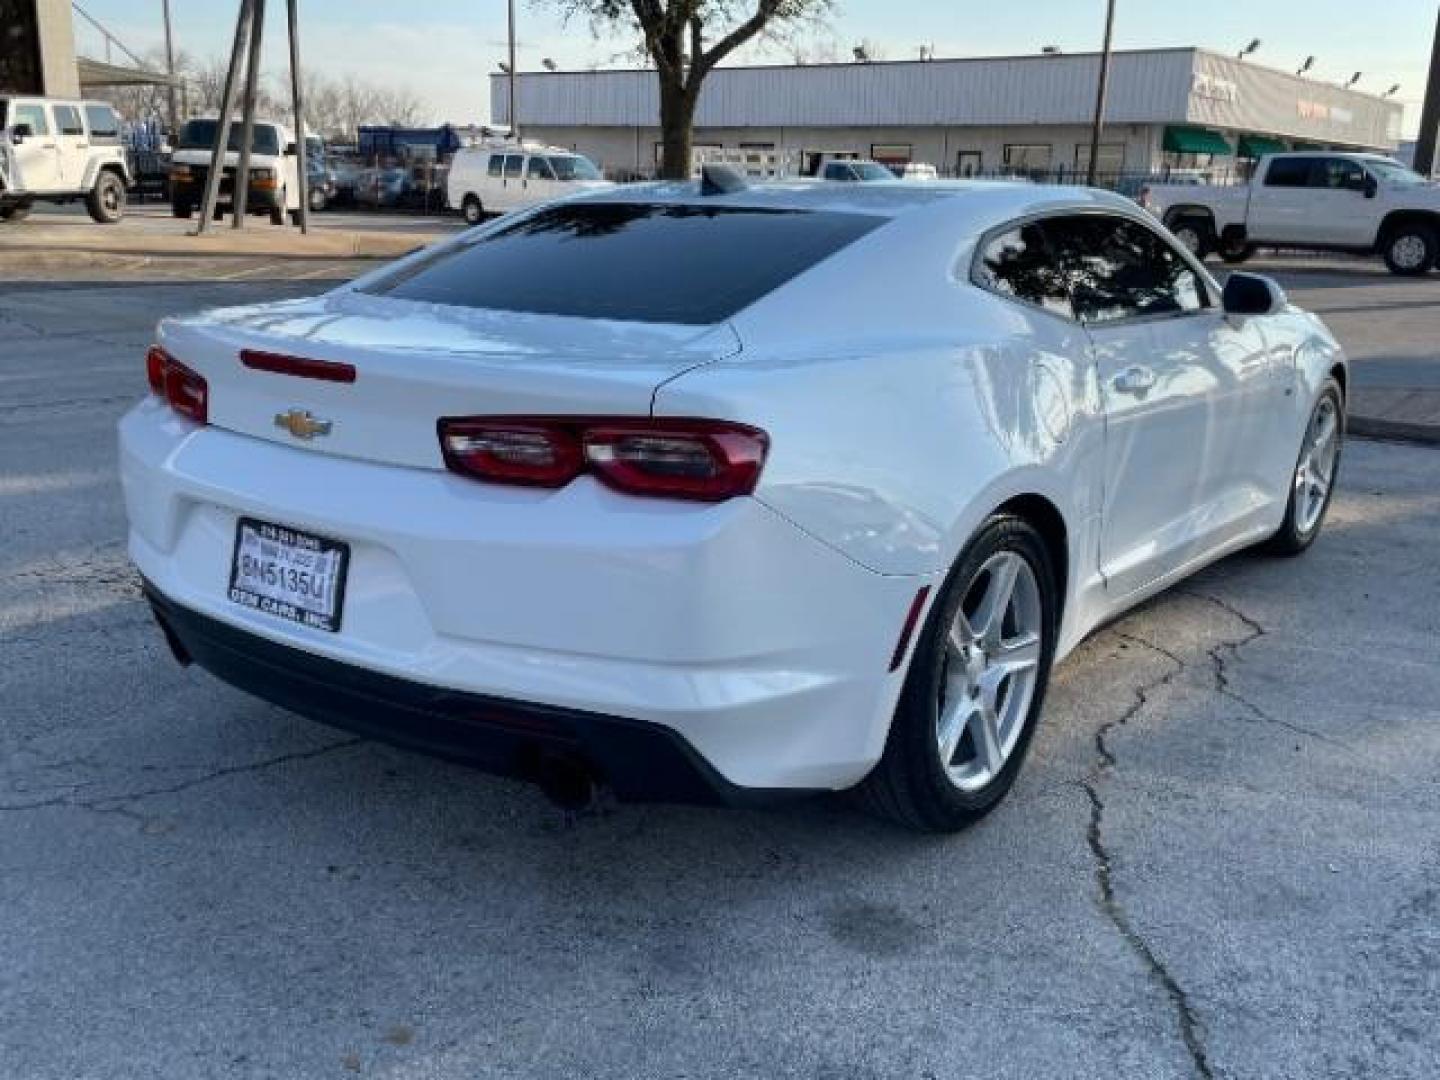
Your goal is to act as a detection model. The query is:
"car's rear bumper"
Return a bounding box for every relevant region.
[144,581,801,806]
[120,399,933,794]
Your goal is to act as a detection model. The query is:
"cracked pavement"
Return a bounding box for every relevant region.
[3,274,1439,1079]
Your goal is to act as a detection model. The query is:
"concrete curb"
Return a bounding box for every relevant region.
[0,229,432,261]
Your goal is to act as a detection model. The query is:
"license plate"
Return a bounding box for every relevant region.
[227,517,350,633]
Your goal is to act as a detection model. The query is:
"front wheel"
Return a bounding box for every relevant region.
[86,171,126,223]
[856,516,1058,832]
[0,202,32,223]
[1263,378,1344,556]
[1382,225,1437,276]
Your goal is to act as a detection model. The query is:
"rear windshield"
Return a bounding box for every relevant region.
[178,119,282,156]
[362,202,884,324]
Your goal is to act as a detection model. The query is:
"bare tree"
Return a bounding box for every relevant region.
[550,0,832,179]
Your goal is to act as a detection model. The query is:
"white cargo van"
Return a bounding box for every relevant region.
[446,141,610,223]
[169,116,302,224]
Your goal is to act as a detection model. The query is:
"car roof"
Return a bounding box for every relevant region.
[564,178,1140,224]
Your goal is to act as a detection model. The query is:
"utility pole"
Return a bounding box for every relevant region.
[508,0,518,138]
[1086,0,1117,187]
[231,0,267,226]
[287,0,310,233]
[1414,6,1440,177]
[161,0,179,139]
[195,0,252,234]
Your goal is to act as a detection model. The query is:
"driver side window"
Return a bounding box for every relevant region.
[1041,214,1208,325]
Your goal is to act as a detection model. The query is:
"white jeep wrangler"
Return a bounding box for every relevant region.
[0,96,130,224]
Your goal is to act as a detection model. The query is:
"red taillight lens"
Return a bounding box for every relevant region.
[240,349,356,384]
[437,417,768,502]
[439,420,584,487]
[583,422,767,501]
[146,346,169,393]
[147,345,208,424]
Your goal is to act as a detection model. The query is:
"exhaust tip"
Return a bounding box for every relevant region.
[534,751,605,814]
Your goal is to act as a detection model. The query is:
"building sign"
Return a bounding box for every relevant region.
[1192,73,1240,104]
[1298,100,1355,126]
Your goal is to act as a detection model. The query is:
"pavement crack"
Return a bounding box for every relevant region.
[1182,590,1347,748]
[0,739,363,817]
[1084,633,1215,1080]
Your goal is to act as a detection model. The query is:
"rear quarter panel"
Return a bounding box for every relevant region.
[654,197,1107,609]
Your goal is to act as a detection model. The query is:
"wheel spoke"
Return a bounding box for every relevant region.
[994,632,1041,675]
[937,698,976,768]
[970,704,1004,775]
[971,556,1021,646]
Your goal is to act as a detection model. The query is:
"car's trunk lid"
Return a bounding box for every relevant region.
[158,291,738,470]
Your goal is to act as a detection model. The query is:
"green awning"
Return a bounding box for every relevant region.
[1163,126,1235,156]
[1238,134,1287,159]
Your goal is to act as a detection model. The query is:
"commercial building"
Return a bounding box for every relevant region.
[491,47,1403,181]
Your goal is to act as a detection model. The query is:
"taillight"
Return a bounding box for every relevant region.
[437,417,768,502]
[146,345,208,424]
[146,345,169,393]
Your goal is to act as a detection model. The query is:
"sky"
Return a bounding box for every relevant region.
[74,0,1437,137]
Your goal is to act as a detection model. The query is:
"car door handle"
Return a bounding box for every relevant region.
[1113,366,1157,396]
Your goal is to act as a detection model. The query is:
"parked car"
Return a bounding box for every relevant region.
[169,117,302,225]
[894,162,939,181]
[121,178,1345,832]
[354,165,408,208]
[305,155,337,212]
[446,141,610,223]
[819,158,899,183]
[1140,152,1440,275]
[0,96,130,223]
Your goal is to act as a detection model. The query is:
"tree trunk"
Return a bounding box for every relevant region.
[658,80,697,181]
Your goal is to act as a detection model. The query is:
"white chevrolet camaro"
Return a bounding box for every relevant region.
[120,177,1346,832]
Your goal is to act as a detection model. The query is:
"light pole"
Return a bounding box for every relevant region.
[507,0,518,138]
[1418,7,1440,177]
[161,0,178,138]
[1086,0,1117,187]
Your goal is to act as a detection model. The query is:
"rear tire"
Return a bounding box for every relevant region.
[855,516,1059,833]
[1382,224,1437,276]
[1168,215,1212,259]
[1218,236,1257,264]
[1262,378,1345,557]
[461,195,484,225]
[86,171,126,224]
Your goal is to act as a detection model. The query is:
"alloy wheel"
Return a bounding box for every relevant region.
[1294,396,1341,535]
[936,552,1043,793]
[1390,234,1429,272]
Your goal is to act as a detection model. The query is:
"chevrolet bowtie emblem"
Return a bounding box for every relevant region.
[274,408,333,440]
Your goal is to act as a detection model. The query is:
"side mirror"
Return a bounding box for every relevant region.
[11,123,32,144]
[1223,272,1287,317]
[284,142,298,156]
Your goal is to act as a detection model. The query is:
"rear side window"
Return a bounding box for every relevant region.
[362,202,885,324]
[54,105,84,136]
[1043,214,1206,324]
[486,154,503,177]
[973,222,1073,318]
[14,104,50,136]
[1264,158,1311,188]
[83,104,120,140]
[503,155,523,178]
[527,157,555,180]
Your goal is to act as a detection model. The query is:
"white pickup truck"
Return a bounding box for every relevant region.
[1140,152,1440,276]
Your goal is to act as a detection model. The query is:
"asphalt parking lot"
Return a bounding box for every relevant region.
[3,261,1439,1079]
